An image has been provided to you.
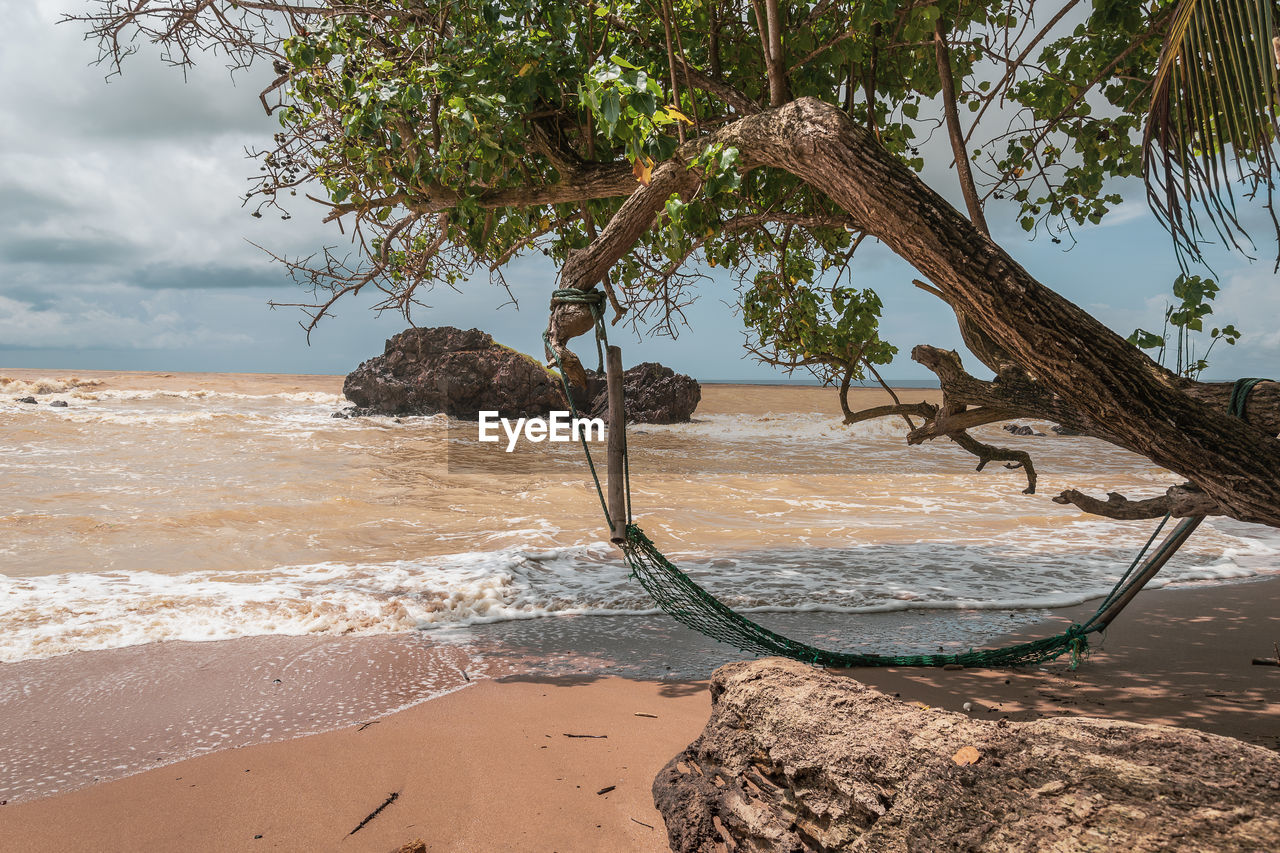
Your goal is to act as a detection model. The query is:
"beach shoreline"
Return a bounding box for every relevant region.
[2,574,1278,851]
[2,367,1277,850]
[0,366,942,411]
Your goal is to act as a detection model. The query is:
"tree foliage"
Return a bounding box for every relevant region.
[70,0,1279,364]
[65,1,1280,529]
[1126,273,1241,379]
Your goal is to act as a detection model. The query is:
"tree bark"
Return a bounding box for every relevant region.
[1053,485,1221,519]
[934,22,988,235]
[751,0,789,107]
[547,154,702,386]
[549,98,1280,528]
[654,659,1280,853]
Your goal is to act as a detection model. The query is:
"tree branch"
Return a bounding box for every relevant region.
[934,20,989,235]
[546,98,1280,525]
[948,429,1037,494]
[1053,485,1222,519]
[323,162,638,223]
[842,402,936,425]
[905,406,1017,443]
[546,152,703,386]
[751,0,790,107]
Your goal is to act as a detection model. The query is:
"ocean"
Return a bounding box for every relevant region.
[3,369,1280,802]
[3,370,1276,664]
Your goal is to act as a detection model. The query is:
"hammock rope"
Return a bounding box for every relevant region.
[544,288,1262,669]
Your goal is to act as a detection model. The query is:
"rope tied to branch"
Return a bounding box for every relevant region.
[550,287,608,373]
[1228,377,1267,420]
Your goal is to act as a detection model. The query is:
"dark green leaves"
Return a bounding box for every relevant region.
[1142,0,1280,266]
[1127,273,1242,378]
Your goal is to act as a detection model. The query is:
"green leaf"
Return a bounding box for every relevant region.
[1143,0,1280,266]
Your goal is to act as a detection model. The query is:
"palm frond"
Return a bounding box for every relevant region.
[1143,0,1280,267]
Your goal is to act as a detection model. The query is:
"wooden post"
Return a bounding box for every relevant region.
[606,345,627,544]
[1090,516,1204,631]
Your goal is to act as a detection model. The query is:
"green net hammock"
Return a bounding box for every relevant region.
[545,290,1263,669]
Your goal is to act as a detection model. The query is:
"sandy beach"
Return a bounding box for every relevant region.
[2,369,1277,851]
[1,575,1277,852]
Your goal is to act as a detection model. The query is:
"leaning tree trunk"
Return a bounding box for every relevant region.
[548,98,1280,528]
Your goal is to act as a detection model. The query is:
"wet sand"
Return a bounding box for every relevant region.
[2,575,1277,852]
[0,366,941,412]
[0,367,344,396]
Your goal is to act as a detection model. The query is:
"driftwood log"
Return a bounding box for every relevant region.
[653,659,1280,852]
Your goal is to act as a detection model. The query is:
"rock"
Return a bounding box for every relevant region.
[15,396,36,404]
[49,400,68,408]
[343,326,565,418]
[653,658,1280,852]
[1003,423,1044,437]
[343,326,700,422]
[583,361,701,424]
[1051,423,1084,436]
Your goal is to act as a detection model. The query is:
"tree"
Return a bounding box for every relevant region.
[68,0,1280,527]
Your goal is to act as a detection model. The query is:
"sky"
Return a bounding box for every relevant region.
[1,1,1276,381]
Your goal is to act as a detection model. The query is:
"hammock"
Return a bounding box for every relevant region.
[545,289,1263,668]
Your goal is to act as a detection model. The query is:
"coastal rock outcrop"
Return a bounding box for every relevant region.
[342,326,700,422]
[584,361,701,424]
[343,326,565,418]
[653,658,1280,852]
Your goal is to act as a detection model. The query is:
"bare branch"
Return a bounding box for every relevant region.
[934,20,989,235]
[905,407,1018,443]
[842,402,936,425]
[948,429,1038,494]
[1053,484,1223,519]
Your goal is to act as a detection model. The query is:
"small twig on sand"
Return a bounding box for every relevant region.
[356,721,380,732]
[1251,658,1280,667]
[348,791,399,836]
[460,668,470,682]
[563,733,608,738]
[630,817,655,829]
[634,713,658,718]
[596,785,616,795]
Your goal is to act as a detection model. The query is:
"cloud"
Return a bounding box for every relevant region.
[0,233,136,266]
[0,290,252,350]
[1213,267,1280,355]
[1085,197,1150,230]
[4,1,276,141]
[130,264,296,291]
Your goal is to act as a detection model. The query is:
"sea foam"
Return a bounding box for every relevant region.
[3,384,1278,663]
[1,525,1273,662]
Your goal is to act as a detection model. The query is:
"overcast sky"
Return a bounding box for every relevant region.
[1,0,1275,380]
